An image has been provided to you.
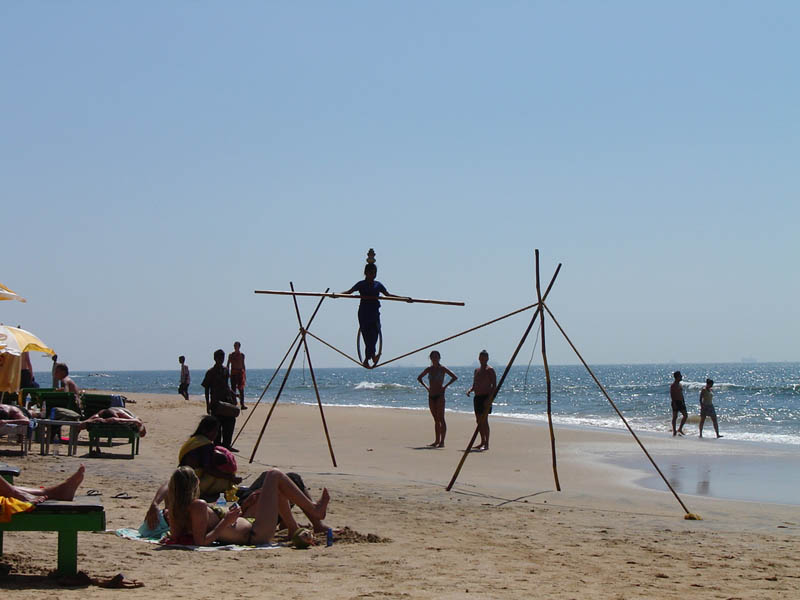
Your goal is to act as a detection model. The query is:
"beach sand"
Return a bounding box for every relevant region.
[2,392,798,598]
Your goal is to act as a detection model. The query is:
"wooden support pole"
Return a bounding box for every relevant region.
[255,289,464,306]
[290,283,337,467]
[446,258,562,491]
[232,330,301,446]
[248,287,328,464]
[536,250,560,491]
[543,303,692,515]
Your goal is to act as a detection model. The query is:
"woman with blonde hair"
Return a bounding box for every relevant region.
[165,466,329,546]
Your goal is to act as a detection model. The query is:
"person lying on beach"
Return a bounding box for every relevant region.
[80,407,147,435]
[238,470,330,534]
[0,464,85,504]
[0,403,30,427]
[145,415,241,528]
[78,407,147,453]
[164,466,330,546]
[417,350,457,448]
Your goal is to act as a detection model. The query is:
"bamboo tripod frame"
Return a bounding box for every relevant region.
[445,251,692,516]
[243,250,692,515]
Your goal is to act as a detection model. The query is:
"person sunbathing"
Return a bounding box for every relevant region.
[0,404,30,427]
[0,464,85,504]
[80,407,147,436]
[144,415,241,529]
[165,466,329,546]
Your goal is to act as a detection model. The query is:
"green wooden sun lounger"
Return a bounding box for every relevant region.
[0,499,106,575]
[0,462,20,483]
[82,394,140,458]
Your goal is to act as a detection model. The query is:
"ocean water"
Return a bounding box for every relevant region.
[54,362,800,447]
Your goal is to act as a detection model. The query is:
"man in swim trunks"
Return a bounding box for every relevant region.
[699,378,722,438]
[178,355,190,400]
[466,350,496,451]
[670,371,687,436]
[227,342,247,410]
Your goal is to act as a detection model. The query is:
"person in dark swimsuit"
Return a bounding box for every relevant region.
[417,350,457,448]
[466,350,497,451]
[670,371,688,436]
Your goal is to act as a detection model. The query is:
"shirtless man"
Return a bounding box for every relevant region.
[466,350,497,451]
[53,363,80,395]
[0,403,30,427]
[80,407,146,453]
[227,342,247,410]
[670,371,687,436]
[0,464,85,504]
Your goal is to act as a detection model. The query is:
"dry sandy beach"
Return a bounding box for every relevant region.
[2,392,798,599]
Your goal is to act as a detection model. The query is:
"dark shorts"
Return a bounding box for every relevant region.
[473,394,492,417]
[671,399,687,414]
[230,370,244,389]
[178,383,189,395]
[700,404,716,419]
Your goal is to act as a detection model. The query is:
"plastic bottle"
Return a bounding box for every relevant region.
[216,493,227,508]
[41,399,47,419]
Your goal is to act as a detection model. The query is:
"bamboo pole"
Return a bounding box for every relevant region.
[290,283,337,467]
[446,260,562,491]
[255,289,464,306]
[248,287,328,464]
[232,330,301,445]
[535,250,560,491]
[543,303,692,515]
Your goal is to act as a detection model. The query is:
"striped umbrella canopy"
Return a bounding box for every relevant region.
[0,282,26,303]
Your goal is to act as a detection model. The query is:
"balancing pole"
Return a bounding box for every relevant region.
[535,250,560,491]
[254,289,464,306]
[446,258,562,491]
[543,303,692,515]
[289,282,337,467]
[232,330,302,446]
[248,287,328,464]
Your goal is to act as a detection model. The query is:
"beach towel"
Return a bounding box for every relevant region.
[114,527,279,551]
[0,496,35,523]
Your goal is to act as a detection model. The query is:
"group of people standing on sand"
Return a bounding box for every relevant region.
[417,349,497,451]
[177,342,248,453]
[670,371,722,438]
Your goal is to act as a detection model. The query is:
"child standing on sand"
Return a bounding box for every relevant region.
[417,351,457,448]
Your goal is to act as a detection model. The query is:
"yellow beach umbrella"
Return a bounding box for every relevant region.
[0,282,26,303]
[0,325,54,393]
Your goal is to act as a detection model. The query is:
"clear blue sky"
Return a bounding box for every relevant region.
[2,1,798,372]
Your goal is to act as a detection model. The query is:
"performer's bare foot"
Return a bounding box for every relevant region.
[362,358,370,368]
[47,464,85,501]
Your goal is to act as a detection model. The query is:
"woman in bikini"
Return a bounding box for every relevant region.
[417,350,457,448]
[165,466,329,546]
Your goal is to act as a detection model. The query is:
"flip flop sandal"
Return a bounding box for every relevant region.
[86,489,102,496]
[112,492,134,499]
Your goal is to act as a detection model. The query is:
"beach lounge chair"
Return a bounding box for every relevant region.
[81,394,140,458]
[0,499,106,575]
[0,463,20,483]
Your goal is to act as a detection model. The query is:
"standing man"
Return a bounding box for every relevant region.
[699,378,722,439]
[466,349,497,451]
[670,371,687,436]
[227,341,247,410]
[202,349,238,451]
[178,356,190,400]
